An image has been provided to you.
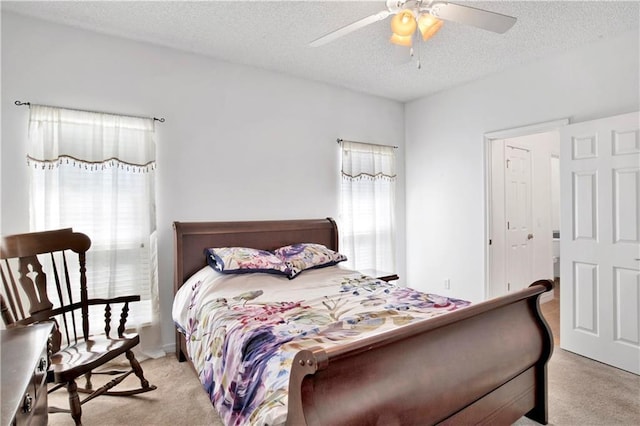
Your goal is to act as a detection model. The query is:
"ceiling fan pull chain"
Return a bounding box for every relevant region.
[413,28,422,69]
[408,47,421,69]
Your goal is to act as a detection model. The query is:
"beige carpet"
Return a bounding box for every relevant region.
[48,354,224,426]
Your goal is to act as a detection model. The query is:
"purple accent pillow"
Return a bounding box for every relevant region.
[273,243,347,279]
[205,247,291,276]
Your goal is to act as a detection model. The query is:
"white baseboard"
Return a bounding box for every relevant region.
[163,343,176,355]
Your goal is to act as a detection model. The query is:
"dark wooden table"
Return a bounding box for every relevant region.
[1,322,52,426]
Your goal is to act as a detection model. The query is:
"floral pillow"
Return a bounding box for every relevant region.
[204,247,291,276]
[273,243,347,279]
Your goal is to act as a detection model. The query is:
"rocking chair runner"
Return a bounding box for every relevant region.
[0,228,156,425]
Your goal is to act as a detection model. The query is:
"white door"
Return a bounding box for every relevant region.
[560,111,640,375]
[505,145,533,292]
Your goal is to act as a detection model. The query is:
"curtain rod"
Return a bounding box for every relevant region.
[336,138,398,149]
[14,100,165,123]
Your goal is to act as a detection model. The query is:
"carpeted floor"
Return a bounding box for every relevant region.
[48,289,640,426]
[48,353,225,426]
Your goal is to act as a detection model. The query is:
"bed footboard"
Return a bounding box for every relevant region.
[286,280,553,426]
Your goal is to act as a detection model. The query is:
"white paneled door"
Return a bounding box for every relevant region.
[505,145,533,292]
[560,111,640,375]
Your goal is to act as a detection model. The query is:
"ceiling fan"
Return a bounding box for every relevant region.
[309,0,517,48]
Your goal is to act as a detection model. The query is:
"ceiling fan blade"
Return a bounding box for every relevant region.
[310,10,391,47]
[429,2,517,34]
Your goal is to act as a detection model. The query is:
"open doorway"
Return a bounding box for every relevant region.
[485,119,567,341]
[486,113,640,373]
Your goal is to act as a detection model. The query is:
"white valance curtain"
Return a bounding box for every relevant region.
[340,140,397,273]
[27,105,156,170]
[27,105,162,357]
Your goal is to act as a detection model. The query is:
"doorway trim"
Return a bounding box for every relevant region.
[484,118,569,300]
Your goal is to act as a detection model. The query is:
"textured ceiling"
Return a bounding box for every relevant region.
[3,1,639,102]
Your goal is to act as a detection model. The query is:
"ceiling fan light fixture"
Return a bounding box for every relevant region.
[309,1,517,49]
[417,14,443,41]
[390,32,413,47]
[390,10,417,37]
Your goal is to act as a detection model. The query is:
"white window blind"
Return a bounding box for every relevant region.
[27,105,159,344]
[339,140,396,273]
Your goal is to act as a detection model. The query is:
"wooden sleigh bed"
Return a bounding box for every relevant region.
[173,218,553,426]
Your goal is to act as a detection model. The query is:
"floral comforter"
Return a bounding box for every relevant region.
[173,265,470,426]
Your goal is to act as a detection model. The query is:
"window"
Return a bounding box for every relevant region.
[339,140,396,273]
[27,105,158,336]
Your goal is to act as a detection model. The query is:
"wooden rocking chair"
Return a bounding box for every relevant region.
[0,228,157,425]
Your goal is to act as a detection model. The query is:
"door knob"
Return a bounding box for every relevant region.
[527,233,534,240]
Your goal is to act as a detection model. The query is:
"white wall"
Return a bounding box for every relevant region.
[405,30,640,302]
[0,12,406,352]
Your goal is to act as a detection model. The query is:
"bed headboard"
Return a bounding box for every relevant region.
[172,218,339,294]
